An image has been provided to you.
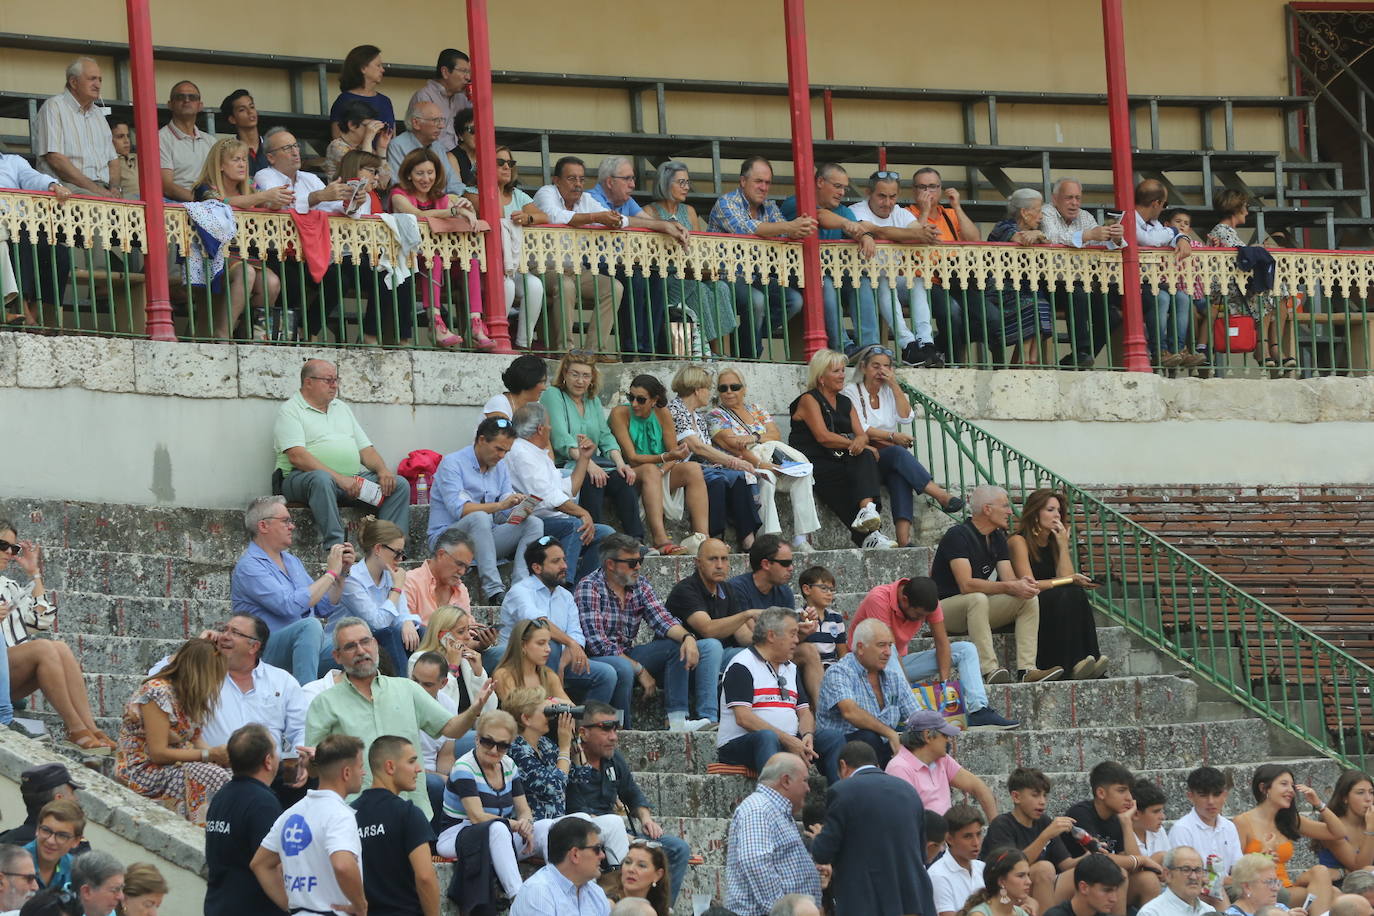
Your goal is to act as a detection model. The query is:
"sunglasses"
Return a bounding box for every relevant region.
[629,838,663,850]
[871,170,901,182]
[0,540,20,556]
[583,720,620,732]
[628,394,651,405]
[495,158,517,168]
[775,675,791,703]
[767,556,794,567]
[610,556,643,569]
[577,843,607,856]
[536,535,557,547]
[478,735,512,753]
[717,383,743,392]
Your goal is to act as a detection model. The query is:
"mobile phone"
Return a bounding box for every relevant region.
[1105,211,1123,227]
[343,178,365,211]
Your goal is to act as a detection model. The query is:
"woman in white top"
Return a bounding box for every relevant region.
[842,345,963,547]
[495,146,546,348]
[341,517,417,676]
[483,354,548,421]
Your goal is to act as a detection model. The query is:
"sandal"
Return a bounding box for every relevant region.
[430,308,463,348]
[655,542,689,556]
[66,729,113,756]
[469,313,498,352]
[1282,357,1298,378]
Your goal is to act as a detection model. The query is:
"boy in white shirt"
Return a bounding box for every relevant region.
[1132,779,1171,861]
[1166,766,1241,910]
[252,733,367,916]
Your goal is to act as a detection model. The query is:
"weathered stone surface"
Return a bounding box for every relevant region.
[0,332,15,387]
[908,368,979,417]
[337,348,414,404]
[15,334,137,391]
[55,594,228,643]
[1304,375,1374,423]
[133,339,237,398]
[411,350,514,405]
[982,370,1064,420]
[1061,370,1166,421]
[235,343,338,400]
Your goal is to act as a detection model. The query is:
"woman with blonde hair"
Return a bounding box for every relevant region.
[788,348,895,549]
[344,516,416,676]
[491,618,572,706]
[409,604,497,716]
[116,638,231,825]
[117,862,168,915]
[190,137,288,340]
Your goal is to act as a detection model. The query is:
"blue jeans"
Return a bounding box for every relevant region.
[700,465,761,541]
[892,639,989,713]
[280,468,411,550]
[717,726,846,784]
[874,276,926,347]
[545,641,618,705]
[538,514,614,583]
[1146,286,1194,356]
[593,637,724,728]
[877,445,934,523]
[439,511,545,601]
[823,276,879,354]
[263,617,325,685]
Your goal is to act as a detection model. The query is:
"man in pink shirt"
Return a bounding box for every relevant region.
[849,577,1017,730]
[401,529,474,626]
[887,709,999,817]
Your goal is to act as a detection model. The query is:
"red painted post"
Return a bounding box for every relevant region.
[784,0,825,358]
[822,88,834,141]
[1101,0,1149,372]
[466,0,513,352]
[125,0,174,341]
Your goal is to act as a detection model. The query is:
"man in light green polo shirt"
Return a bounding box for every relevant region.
[274,358,410,548]
[305,617,492,816]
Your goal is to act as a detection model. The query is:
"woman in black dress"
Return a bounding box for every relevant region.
[788,348,897,549]
[1007,488,1109,679]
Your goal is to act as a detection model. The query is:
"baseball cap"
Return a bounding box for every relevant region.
[19,762,80,795]
[906,709,961,737]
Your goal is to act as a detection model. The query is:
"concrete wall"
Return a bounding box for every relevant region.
[5,332,1374,508]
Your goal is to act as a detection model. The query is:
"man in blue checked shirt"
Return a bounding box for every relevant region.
[815,617,918,769]
[725,752,825,916]
[707,155,816,357]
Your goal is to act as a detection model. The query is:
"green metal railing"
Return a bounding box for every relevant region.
[900,377,1374,770]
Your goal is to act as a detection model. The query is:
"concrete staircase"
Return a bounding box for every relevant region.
[0,495,1338,913]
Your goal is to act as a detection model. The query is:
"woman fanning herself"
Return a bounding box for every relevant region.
[1008,488,1107,680]
[608,373,711,556]
[1233,764,1340,913]
[491,618,573,707]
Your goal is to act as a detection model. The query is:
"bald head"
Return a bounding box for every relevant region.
[1333,896,1374,916]
[759,752,807,786]
[409,100,443,144]
[695,537,731,585]
[299,360,339,407]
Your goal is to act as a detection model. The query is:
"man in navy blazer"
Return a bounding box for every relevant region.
[812,740,935,916]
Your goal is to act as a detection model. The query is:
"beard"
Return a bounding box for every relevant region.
[342,655,378,678]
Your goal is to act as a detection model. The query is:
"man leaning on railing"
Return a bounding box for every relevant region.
[0,153,72,329]
[1040,177,1125,370]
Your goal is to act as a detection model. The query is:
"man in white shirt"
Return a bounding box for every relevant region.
[506,402,613,584]
[531,155,623,349]
[158,80,217,201]
[408,50,471,153]
[850,171,945,367]
[252,733,367,916]
[33,57,115,195]
[0,843,36,915]
[1137,847,1212,916]
[1133,178,1195,367]
[409,652,461,819]
[1166,766,1241,908]
[931,804,988,916]
[254,127,353,215]
[387,99,466,198]
[1039,177,1125,369]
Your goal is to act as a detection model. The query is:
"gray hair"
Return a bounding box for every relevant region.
[0,844,28,875]
[851,617,892,649]
[331,617,372,648]
[512,401,549,439]
[244,496,285,538]
[758,752,806,786]
[434,528,476,557]
[71,850,124,895]
[263,125,292,143]
[770,895,819,916]
[1342,871,1374,895]
[968,485,1007,513]
[914,167,942,183]
[752,607,799,646]
[599,533,643,563]
[65,57,97,86]
[1162,846,1200,869]
[598,155,632,184]
[654,160,690,203]
[1052,177,1083,197]
[1007,188,1043,218]
[611,900,658,916]
[406,98,440,125]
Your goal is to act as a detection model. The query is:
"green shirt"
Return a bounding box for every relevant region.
[305,674,453,816]
[273,391,371,475]
[541,387,620,463]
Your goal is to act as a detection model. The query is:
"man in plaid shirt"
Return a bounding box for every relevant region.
[574,533,723,731]
[725,752,824,915]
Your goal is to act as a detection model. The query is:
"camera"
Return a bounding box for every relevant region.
[545,704,585,720]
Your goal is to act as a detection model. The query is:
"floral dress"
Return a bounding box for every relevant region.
[1207,221,1274,317]
[115,678,230,826]
[509,735,568,821]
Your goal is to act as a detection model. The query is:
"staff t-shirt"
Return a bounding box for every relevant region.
[351,787,434,916]
[727,572,795,612]
[931,519,1008,599]
[1064,799,1125,855]
[260,789,363,915]
[981,811,1072,867]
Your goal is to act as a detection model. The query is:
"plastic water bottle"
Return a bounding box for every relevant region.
[415,473,429,506]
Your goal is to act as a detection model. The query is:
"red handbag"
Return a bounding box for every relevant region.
[1213,314,1258,354]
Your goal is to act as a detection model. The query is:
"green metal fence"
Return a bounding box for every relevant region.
[901,377,1374,769]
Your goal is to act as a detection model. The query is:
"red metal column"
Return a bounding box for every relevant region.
[125,0,174,341]
[784,0,825,358]
[466,0,513,352]
[1101,0,1148,372]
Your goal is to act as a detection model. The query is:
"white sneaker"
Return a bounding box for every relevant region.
[792,536,815,554]
[862,531,897,549]
[668,715,713,733]
[850,504,881,533]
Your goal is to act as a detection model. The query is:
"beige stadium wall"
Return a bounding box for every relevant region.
[0,0,1292,164]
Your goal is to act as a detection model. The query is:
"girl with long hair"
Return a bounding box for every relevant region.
[1314,769,1374,879]
[957,847,1034,916]
[491,619,572,706]
[1232,764,1340,912]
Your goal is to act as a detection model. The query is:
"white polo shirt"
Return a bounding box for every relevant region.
[851,198,921,229]
[261,789,362,914]
[930,852,984,915]
[1138,887,1214,916]
[1166,808,1242,898]
[158,121,217,191]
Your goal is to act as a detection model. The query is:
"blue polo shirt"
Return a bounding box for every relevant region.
[24,839,73,891]
[587,182,643,218]
[780,195,856,240]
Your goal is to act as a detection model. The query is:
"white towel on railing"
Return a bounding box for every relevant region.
[181,200,237,291]
[377,213,422,290]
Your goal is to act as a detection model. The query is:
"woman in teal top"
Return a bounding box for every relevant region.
[541,351,645,542]
[647,160,740,354]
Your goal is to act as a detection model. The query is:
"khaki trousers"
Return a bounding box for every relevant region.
[939,591,1040,673]
[542,270,622,350]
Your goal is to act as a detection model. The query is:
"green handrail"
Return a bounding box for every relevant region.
[899,377,1374,770]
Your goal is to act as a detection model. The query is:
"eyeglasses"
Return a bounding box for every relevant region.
[37,825,75,843]
[583,720,620,732]
[491,418,513,428]
[673,178,692,188]
[308,374,339,384]
[440,550,470,574]
[219,623,261,643]
[914,182,942,191]
[808,583,836,593]
[766,556,794,567]
[267,513,294,526]
[495,158,517,168]
[612,174,636,183]
[338,635,377,653]
[0,872,37,884]
[1260,879,1283,890]
[0,540,20,556]
[717,383,743,392]
[478,735,512,752]
[1172,867,1206,876]
[864,346,895,359]
[610,556,643,569]
[560,174,587,184]
[576,843,607,856]
[269,142,301,155]
[536,536,557,547]
[416,116,448,126]
[171,92,201,102]
[379,543,407,562]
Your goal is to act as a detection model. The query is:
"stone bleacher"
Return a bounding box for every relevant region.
[0,492,1343,913]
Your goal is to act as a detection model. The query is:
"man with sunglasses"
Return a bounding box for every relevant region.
[158,79,215,202]
[567,700,692,905]
[510,816,611,916]
[429,416,545,606]
[575,534,721,733]
[728,535,827,709]
[0,843,38,914]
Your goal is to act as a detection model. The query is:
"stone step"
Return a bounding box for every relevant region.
[617,717,1275,775]
[49,592,229,641]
